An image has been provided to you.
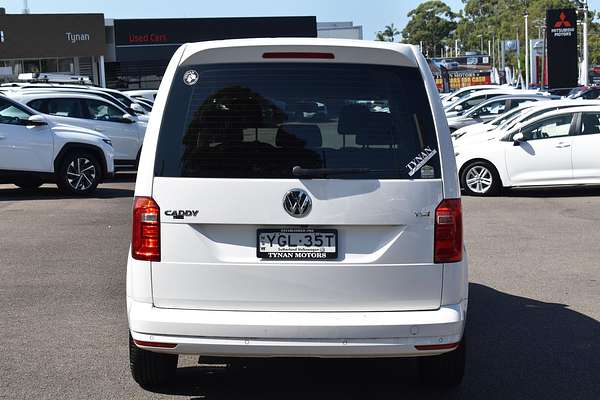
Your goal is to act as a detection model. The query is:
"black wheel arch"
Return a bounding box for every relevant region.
[54,143,108,180]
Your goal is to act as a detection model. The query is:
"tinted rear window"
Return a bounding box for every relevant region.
[154,63,440,179]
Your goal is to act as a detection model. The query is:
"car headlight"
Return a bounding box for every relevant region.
[102,139,113,147]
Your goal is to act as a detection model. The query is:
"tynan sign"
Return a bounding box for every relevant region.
[65,32,91,44]
[0,13,105,58]
[406,147,438,177]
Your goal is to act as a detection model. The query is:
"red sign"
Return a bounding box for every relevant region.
[128,33,169,43]
[554,12,572,28]
[433,71,492,91]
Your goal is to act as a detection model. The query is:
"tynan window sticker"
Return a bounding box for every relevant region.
[406,147,438,177]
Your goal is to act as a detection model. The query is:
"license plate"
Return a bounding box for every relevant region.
[257,228,338,260]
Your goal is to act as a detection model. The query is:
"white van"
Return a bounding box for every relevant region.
[127,38,468,388]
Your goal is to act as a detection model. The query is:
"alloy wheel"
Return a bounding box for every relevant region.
[465,165,493,194]
[66,157,97,191]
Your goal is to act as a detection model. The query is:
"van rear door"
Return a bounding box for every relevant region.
[149,62,446,312]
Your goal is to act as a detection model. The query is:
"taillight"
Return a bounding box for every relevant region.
[434,199,462,263]
[132,196,160,261]
[262,52,335,59]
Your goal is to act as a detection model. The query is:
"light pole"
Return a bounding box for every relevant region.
[478,34,483,54]
[582,0,589,85]
[572,0,589,85]
[525,10,530,89]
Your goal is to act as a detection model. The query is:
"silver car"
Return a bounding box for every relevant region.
[447,94,557,132]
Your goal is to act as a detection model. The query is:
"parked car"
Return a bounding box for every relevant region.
[568,86,600,100]
[124,89,158,102]
[128,38,468,389]
[0,95,114,194]
[453,99,600,144]
[439,59,459,70]
[451,101,542,140]
[447,94,557,132]
[444,89,532,118]
[131,97,153,112]
[441,84,502,108]
[1,83,149,119]
[455,106,600,196]
[8,92,147,169]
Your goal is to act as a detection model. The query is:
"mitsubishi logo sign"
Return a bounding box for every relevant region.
[554,12,573,28]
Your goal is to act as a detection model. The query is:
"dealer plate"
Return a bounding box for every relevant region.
[257,228,338,260]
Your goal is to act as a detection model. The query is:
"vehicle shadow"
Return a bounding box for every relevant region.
[0,185,133,201]
[148,283,600,399]
[502,185,600,198]
[111,172,137,183]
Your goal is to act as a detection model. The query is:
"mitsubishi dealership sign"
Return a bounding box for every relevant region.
[546,8,578,89]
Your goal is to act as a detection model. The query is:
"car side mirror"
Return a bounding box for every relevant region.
[513,132,525,146]
[120,113,137,124]
[454,105,463,112]
[130,103,145,114]
[27,115,48,127]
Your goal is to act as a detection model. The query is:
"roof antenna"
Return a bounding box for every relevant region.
[22,0,30,14]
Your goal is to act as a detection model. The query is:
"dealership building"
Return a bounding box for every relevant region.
[0,10,361,89]
[0,10,107,85]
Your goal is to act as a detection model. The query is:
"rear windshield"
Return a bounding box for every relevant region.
[154,63,440,179]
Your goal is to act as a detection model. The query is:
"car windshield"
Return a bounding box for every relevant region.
[154,63,440,179]
[502,109,544,131]
[490,106,530,126]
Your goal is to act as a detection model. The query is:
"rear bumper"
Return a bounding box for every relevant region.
[128,299,467,358]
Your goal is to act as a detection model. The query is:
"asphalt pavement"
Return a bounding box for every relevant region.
[1,177,599,399]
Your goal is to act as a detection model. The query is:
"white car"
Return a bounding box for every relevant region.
[0,95,114,194]
[124,89,158,102]
[446,94,555,132]
[444,89,531,118]
[455,106,600,196]
[442,84,505,108]
[453,99,600,144]
[128,38,468,388]
[8,92,147,169]
[1,83,150,119]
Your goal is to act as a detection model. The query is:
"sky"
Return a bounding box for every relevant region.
[1,0,598,40]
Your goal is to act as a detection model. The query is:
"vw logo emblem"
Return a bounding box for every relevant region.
[283,189,312,218]
[183,70,199,85]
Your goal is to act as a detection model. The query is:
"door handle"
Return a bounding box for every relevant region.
[555,143,571,148]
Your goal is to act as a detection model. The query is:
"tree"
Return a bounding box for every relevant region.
[401,1,457,57]
[456,0,573,63]
[375,23,400,42]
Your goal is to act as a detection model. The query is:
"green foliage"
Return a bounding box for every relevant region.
[375,23,400,42]
[401,0,457,56]
[392,0,600,67]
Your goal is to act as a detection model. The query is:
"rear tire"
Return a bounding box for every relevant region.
[56,151,102,195]
[417,335,466,388]
[460,161,501,196]
[129,334,178,389]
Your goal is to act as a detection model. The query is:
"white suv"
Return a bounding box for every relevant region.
[8,92,147,170]
[0,95,114,194]
[127,39,468,388]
